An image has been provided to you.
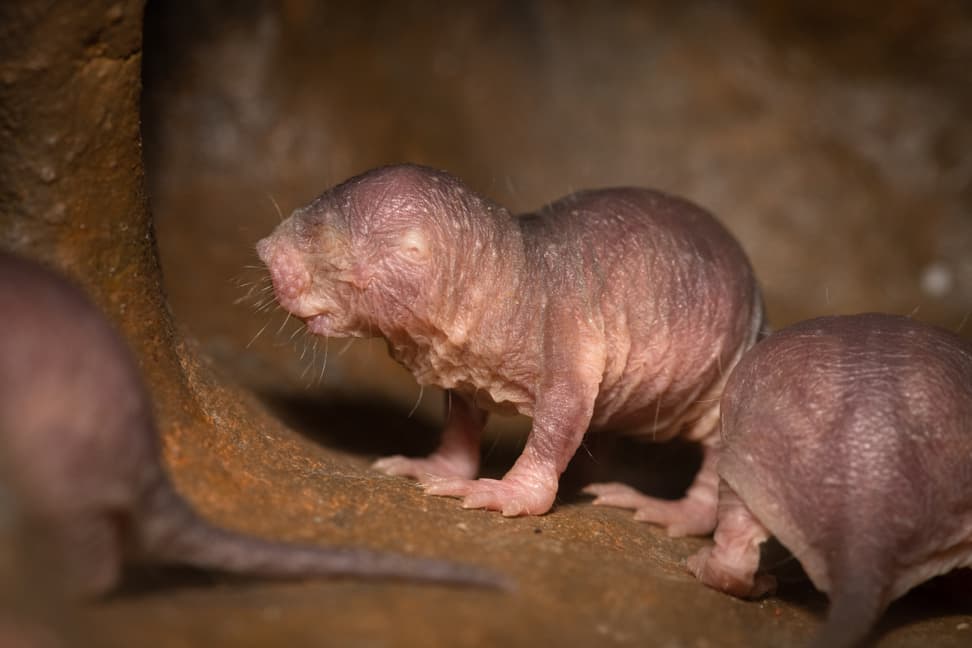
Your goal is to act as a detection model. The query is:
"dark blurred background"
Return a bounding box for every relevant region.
[142,0,972,423]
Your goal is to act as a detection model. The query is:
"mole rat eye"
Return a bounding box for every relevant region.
[316,225,350,258]
[398,228,430,262]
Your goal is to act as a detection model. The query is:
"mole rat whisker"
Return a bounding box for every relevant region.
[317,336,329,386]
[252,296,274,310]
[907,304,921,318]
[255,298,279,313]
[503,174,517,200]
[251,295,270,309]
[267,193,285,223]
[245,320,271,349]
[408,384,425,418]
[276,312,292,335]
[651,395,662,442]
[760,551,799,572]
[300,339,318,381]
[579,441,595,461]
[289,325,304,342]
[234,286,258,305]
[482,424,504,464]
[956,310,970,334]
[337,338,356,356]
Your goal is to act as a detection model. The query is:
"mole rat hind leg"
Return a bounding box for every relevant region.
[584,417,722,537]
[688,482,886,648]
[426,314,606,517]
[685,480,776,599]
[373,391,485,482]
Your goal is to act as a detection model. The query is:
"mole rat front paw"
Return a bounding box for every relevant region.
[372,454,477,482]
[424,475,558,517]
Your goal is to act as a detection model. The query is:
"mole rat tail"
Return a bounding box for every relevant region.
[808,574,888,648]
[136,482,510,590]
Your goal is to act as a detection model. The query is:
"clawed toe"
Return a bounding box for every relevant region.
[583,482,648,509]
[373,455,475,481]
[425,477,554,516]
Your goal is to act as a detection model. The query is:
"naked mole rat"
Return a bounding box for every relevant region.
[0,251,505,596]
[687,313,972,647]
[257,164,763,525]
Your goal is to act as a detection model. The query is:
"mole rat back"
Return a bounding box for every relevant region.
[691,313,972,647]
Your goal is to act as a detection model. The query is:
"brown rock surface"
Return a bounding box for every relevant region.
[1,1,970,646]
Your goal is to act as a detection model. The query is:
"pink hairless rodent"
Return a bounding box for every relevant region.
[258,163,764,527]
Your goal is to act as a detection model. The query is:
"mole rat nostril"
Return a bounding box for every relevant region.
[262,245,311,305]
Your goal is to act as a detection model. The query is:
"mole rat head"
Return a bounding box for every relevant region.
[256,164,462,337]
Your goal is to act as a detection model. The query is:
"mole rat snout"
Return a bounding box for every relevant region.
[255,237,273,266]
[256,235,312,314]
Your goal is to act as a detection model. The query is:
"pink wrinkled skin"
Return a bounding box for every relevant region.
[259,164,763,525]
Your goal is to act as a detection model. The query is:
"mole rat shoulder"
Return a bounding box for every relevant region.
[690,313,972,647]
[0,251,507,595]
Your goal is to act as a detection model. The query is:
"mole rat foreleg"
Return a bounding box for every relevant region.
[426,312,606,517]
[373,391,486,481]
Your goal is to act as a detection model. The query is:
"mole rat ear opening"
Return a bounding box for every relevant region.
[398,228,431,262]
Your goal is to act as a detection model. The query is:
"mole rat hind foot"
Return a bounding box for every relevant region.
[584,441,721,537]
[257,163,764,518]
[136,482,512,591]
[684,481,776,599]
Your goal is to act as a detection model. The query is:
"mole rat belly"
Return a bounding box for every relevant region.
[392,338,535,417]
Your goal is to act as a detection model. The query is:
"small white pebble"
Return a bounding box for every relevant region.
[921,262,953,297]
